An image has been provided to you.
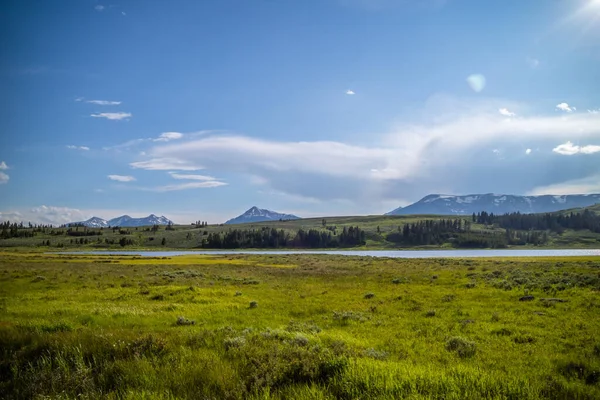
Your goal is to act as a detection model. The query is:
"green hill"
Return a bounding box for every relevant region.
[2,206,599,250]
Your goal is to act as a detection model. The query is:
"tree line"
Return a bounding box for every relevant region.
[473,210,600,233]
[200,226,366,249]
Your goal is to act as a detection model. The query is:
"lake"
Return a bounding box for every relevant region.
[58,249,600,258]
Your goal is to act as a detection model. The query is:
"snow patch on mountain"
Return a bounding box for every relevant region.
[67,214,173,227]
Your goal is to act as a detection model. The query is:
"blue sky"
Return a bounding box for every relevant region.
[1,0,599,224]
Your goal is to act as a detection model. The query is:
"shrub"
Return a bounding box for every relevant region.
[364,293,375,299]
[425,310,436,317]
[465,282,476,289]
[249,301,258,309]
[176,316,196,326]
[446,337,477,358]
[234,291,242,296]
[514,334,536,344]
[150,294,164,301]
[491,327,512,336]
[31,276,46,282]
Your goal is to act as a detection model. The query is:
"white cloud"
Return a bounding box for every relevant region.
[588,109,599,114]
[154,132,184,142]
[346,90,355,95]
[552,141,600,155]
[130,158,203,171]
[527,174,600,196]
[6,206,89,225]
[525,148,532,155]
[145,109,600,182]
[91,112,131,120]
[0,161,8,170]
[556,103,575,112]
[107,174,136,182]
[169,173,216,181]
[122,11,126,16]
[95,5,105,11]
[66,145,90,151]
[86,100,121,106]
[118,96,600,203]
[466,74,486,92]
[149,181,227,192]
[498,108,516,117]
[527,57,540,69]
[0,172,8,184]
[492,149,500,154]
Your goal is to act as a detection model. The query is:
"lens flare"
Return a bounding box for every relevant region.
[466,74,486,93]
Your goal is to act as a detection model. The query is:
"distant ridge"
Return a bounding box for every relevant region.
[225,206,300,225]
[386,193,600,216]
[67,214,173,228]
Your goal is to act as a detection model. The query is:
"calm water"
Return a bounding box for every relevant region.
[58,249,600,258]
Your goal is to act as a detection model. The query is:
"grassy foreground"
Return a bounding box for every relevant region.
[1,252,599,399]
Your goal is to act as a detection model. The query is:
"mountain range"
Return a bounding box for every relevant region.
[386,194,600,216]
[67,214,173,228]
[224,206,300,224]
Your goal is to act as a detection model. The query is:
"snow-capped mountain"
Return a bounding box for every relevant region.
[386,194,600,216]
[225,206,300,224]
[67,214,173,228]
[66,217,109,228]
[108,214,173,227]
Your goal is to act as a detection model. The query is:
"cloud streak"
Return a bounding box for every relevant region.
[130,158,204,171]
[154,132,183,142]
[527,174,600,196]
[91,112,131,121]
[86,100,121,106]
[107,175,136,182]
[67,145,90,151]
[149,181,227,192]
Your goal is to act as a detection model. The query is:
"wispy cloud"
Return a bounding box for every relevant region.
[107,174,136,182]
[86,100,121,106]
[131,98,600,202]
[169,173,216,181]
[130,158,203,171]
[527,174,600,195]
[91,112,131,121]
[149,181,227,192]
[552,141,600,155]
[0,162,9,184]
[556,103,575,112]
[346,90,355,95]
[498,108,516,117]
[525,148,532,155]
[66,145,90,151]
[154,132,183,142]
[95,5,105,11]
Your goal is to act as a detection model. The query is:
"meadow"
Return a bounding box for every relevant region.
[1,251,599,399]
[2,209,600,250]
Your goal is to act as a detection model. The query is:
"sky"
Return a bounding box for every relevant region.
[1,0,599,225]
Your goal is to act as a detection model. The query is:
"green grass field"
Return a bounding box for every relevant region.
[1,252,599,399]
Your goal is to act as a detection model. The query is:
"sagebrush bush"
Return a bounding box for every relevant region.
[446,337,477,358]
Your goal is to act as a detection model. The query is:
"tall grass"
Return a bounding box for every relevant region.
[1,253,599,398]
